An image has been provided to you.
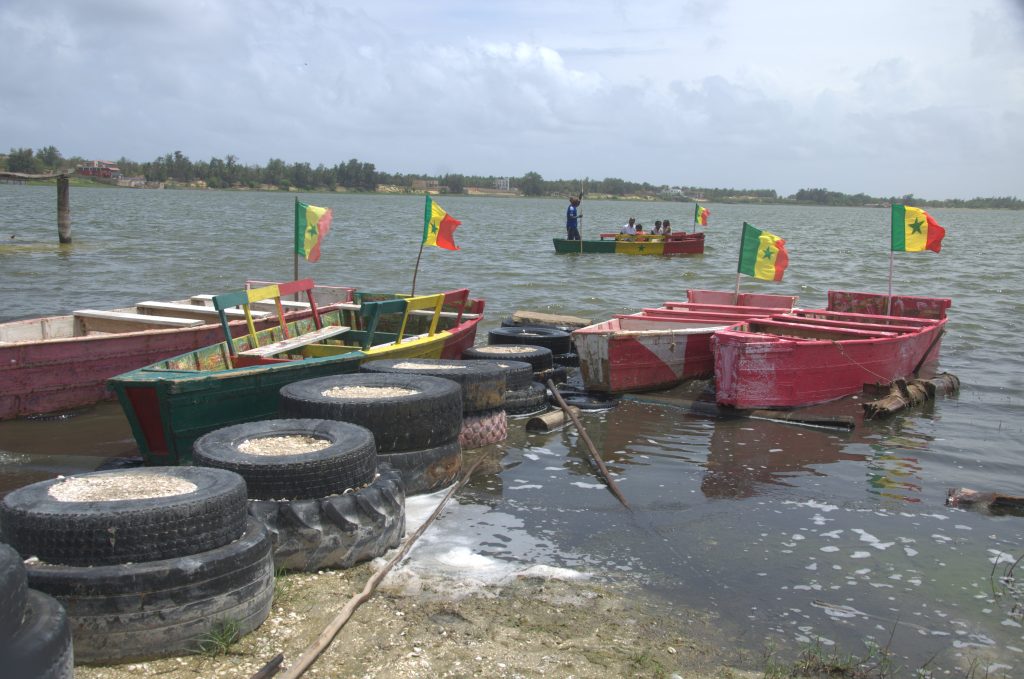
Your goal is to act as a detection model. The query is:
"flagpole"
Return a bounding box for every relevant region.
[733,222,746,303]
[886,251,894,316]
[293,197,300,282]
[411,241,425,296]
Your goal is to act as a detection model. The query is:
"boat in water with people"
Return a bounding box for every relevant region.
[712,291,951,409]
[572,289,797,393]
[108,281,484,465]
[553,231,705,255]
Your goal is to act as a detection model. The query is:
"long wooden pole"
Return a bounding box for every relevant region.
[547,380,630,509]
[410,241,425,296]
[274,453,490,679]
[57,174,71,244]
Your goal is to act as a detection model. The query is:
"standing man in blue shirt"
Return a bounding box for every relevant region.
[566,194,582,240]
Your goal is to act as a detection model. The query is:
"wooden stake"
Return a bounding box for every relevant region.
[547,380,630,509]
[57,174,71,244]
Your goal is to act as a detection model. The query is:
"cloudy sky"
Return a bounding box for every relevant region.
[2,0,1022,199]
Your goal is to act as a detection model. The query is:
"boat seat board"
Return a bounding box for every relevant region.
[73,309,204,330]
[137,301,271,320]
[237,325,350,357]
[769,314,922,334]
[641,307,789,321]
[190,295,311,311]
[743,319,899,339]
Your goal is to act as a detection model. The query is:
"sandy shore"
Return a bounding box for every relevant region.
[74,560,761,679]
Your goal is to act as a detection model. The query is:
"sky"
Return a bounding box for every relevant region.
[2,0,1022,200]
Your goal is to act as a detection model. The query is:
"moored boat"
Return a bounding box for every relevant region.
[0,280,353,420]
[712,291,951,409]
[573,290,797,393]
[553,231,704,255]
[109,283,484,465]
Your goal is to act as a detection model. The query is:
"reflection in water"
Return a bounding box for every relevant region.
[865,445,923,503]
[702,419,868,498]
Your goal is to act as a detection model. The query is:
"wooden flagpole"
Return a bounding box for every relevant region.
[410,241,426,296]
[293,197,300,282]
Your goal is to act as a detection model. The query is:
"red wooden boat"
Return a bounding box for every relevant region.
[572,290,797,393]
[0,281,354,420]
[712,291,951,409]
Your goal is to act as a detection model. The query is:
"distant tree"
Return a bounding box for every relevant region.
[518,171,544,196]
[7,147,39,173]
[35,146,62,170]
[443,173,465,194]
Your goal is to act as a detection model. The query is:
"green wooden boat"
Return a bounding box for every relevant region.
[109,281,484,465]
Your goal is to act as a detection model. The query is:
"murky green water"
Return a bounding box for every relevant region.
[1,184,1022,674]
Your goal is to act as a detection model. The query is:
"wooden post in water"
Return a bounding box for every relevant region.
[57,174,71,243]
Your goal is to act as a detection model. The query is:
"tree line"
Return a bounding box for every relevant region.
[2,146,1019,210]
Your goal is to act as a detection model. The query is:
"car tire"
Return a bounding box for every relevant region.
[379,441,462,496]
[193,419,377,500]
[465,344,553,372]
[26,517,274,665]
[504,382,549,417]
[459,408,508,449]
[2,589,73,679]
[0,467,248,567]
[487,326,572,355]
[360,358,506,413]
[279,374,463,453]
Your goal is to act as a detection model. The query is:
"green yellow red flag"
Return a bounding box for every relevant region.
[423,195,461,250]
[294,200,333,262]
[891,205,945,253]
[695,203,710,226]
[738,222,789,281]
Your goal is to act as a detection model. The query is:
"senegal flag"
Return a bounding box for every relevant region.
[294,200,333,262]
[738,222,789,281]
[891,205,945,253]
[423,195,461,250]
[695,203,710,226]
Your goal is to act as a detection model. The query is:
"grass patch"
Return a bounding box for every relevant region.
[195,619,240,657]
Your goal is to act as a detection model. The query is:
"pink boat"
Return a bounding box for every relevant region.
[0,281,354,420]
[712,291,951,409]
[573,290,797,393]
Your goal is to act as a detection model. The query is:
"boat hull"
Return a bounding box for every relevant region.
[713,291,951,409]
[110,302,483,465]
[572,290,798,393]
[553,232,704,255]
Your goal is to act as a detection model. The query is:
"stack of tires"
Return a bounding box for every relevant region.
[463,342,566,385]
[488,325,579,368]
[192,418,405,572]
[461,357,548,417]
[280,373,465,495]
[359,359,509,450]
[0,543,73,678]
[0,467,273,665]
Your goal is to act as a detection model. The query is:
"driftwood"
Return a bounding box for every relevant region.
[511,310,591,329]
[547,380,630,509]
[622,393,855,430]
[525,406,580,433]
[863,373,960,419]
[947,487,1024,515]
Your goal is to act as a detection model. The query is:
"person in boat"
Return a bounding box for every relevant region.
[620,217,637,235]
[652,220,663,235]
[661,219,672,235]
[565,195,581,241]
[634,223,647,241]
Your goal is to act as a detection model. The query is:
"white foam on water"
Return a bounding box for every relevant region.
[820,529,844,538]
[820,546,840,553]
[851,528,894,550]
[851,551,872,559]
[523,453,540,461]
[988,549,1017,565]
[508,484,543,490]
[784,500,838,512]
[571,481,607,489]
[1001,619,1022,628]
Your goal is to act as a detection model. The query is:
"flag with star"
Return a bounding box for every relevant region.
[294,199,333,262]
[422,195,461,251]
[738,222,789,281]
[891,205,945,253]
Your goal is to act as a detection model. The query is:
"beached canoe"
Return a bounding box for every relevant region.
[0,280,354,420]
[109,284,484,465]
[573,289,797,393]
[553,231,704,255]
[712,291,951,409]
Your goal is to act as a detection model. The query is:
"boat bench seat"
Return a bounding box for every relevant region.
[745,319,898,340]
[137,301,271,320]
[74,309,204,332]
[238,325,351,358]
[780,314,922,334]
[190,295,312,312]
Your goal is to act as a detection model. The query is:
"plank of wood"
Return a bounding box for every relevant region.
[137,301,271,320]
[238,325,350,357]
[73,309,204,331]
[511,310,591,328]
